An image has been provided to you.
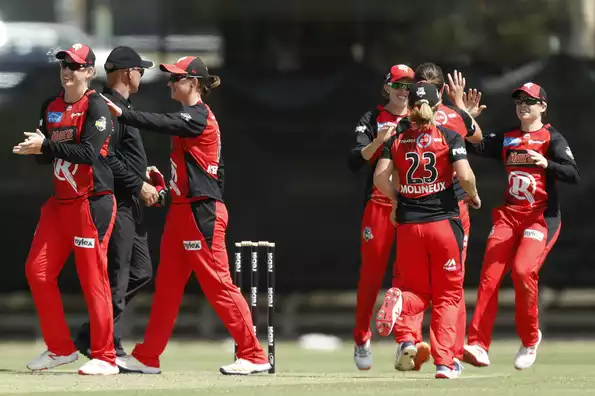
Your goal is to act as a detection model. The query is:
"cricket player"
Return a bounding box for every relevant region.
[13,43,118,375]
[347,64,414,370]
[374,82,481,379]
[463,83,580,370]
[392,62,485,371]
[100,56,271,375]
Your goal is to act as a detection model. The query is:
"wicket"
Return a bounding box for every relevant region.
[233,241,276,374]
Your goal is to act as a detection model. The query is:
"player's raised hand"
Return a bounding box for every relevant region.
[445,70,466,109]
[463,89,487,118]
[13,129,45,155]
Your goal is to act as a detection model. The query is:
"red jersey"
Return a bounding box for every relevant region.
[118,100,223,203]
[382,121,468,223]
[473,124,579,216]
[348,105,408,206]
[36,90,113,199]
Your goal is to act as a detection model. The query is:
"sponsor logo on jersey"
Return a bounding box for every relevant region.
[506,150,533,165]
[51,127,76,143]
[416,133,432,148]
[363,226,373,242]
[528,139,545,145]
[74,237,95,249]
[400,138,416,144]
[503,137,521,147]
[452,147,467,156]
[183,240,202,251]
[400,182,446,195]
[47,112,63,123]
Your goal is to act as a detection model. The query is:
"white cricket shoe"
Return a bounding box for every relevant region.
[435,358,464,379]
[514,330,542,370]
[394,341,417,371]
[219,358,272,375]
[78,359,119,375]
[26,350,78,371]
[354,339,372,370]
[116,355,161,374]
[463,344,491,367]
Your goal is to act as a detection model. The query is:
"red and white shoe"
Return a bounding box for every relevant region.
[78,359,119,375]
[412,342,431,371]
[376,288,403,337]
[463,344,490,367]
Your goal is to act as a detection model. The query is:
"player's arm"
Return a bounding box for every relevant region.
[118,105,207,138]
[35,98,55,165]
[544,128,580,184]
[103,142,144,196]
[451,106,483,144]
[466,130,504,160]
[41,96,111,164]
[373,135,399,202]
[348,111,377,172]
[447,130,480,207]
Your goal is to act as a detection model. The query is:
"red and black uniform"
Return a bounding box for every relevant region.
[26,90,117,364]
[394,104,476,358]
[348,105,407,346]
[383,122,467,368]
[117,101,267,367]
[467,124,579,350]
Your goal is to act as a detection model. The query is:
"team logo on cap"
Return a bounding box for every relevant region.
[524,83,534,89]
[177,56,188,63]
[72,43,83,50]
[416,87,426,97]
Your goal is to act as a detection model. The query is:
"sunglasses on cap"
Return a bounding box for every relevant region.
[388,82,412,90]
[514,97,541,106]
[59,61,87,71]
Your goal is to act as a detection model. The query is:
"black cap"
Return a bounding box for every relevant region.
[56,43,95,66]
[104,46,154,73]
[408,82,441,108]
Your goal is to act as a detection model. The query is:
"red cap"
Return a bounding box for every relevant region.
[160,56,209,77]
[56,43,95,66]
[385,64,415,83]
[512,82,547,102]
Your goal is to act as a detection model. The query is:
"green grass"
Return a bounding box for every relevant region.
[0,339,593,395]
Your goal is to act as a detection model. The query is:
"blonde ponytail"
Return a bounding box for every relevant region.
[410,101,437,128]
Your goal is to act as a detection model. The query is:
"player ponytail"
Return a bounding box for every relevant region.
[200,75,221,99]
[410,100,438,128]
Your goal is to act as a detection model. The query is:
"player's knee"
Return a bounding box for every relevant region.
[25,263,50,286]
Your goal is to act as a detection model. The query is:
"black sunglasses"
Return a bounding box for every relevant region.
[60,61,86,71]
[514,97,541,106]
[389,82,412,90]
[169,74,201,83]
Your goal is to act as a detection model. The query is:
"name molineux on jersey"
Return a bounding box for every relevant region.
[400,182,447,195]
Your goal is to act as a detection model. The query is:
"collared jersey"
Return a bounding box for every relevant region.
[472,124,580,216]
[37,90,113,199]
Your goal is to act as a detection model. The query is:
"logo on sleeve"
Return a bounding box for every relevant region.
[180,113,192,121]
[565,146,574,160]
[452,147,467,156]
[355,125,366,133]
[47,112,63,123]
[74,237,95,249]
[95,116,107,131]
[183,240,202,250]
